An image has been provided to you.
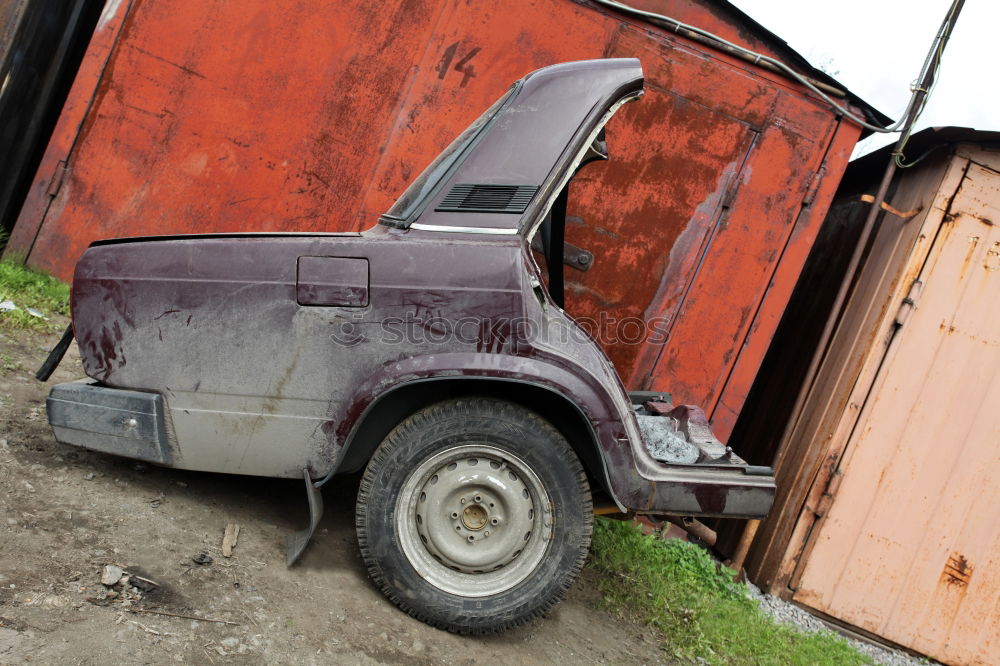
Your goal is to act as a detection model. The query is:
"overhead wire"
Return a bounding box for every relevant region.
[588,0,961,141]
[891,8,957,166]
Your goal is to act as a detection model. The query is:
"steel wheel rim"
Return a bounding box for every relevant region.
[395,444,553,598]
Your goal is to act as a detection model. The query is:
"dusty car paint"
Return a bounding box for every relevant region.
[55,59,774,519]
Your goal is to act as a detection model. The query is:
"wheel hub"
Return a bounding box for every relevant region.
[396,444,552,596]
[413,454,537,574]
[461,503,488,530]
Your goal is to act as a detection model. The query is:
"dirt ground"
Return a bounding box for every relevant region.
[0,321,668,665]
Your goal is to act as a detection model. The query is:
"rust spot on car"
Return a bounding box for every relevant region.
[693,485,726,514]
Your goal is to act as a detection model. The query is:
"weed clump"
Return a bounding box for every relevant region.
[589,517,871,665]
[0,260,70,331]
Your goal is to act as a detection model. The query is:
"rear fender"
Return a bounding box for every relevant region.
[321,353,628,510]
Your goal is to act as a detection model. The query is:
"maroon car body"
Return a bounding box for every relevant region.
[46,58,774,630]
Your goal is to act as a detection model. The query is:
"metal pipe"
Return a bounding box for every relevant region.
[729,519,760,572]
[665,515,718,547]
[775,0,966,478]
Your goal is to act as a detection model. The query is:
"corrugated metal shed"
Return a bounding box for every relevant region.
[734,127,1000,664]
[4,0,884,441]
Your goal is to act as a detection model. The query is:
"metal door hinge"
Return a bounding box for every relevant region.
[46,160,69,198]
[529,236,594,271]
[802,163,827,207]
[894,279,923,328]
[814,466,843,517]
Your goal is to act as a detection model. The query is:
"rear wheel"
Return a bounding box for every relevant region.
[355,397,592,634]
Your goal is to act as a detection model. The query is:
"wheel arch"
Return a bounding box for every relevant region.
[325,377,621,509]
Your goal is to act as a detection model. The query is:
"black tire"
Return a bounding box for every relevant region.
[355,397,592,634]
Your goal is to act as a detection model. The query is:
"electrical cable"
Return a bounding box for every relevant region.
[588,0,960,137]
[892,8,959,167]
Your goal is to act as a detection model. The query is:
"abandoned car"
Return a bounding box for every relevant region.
[41,58,774,633]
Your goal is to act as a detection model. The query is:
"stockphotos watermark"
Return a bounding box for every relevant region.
[329,312,671,347]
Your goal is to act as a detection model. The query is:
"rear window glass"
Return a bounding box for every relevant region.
[380,86,517,225]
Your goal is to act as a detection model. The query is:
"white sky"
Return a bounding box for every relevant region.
[728,0,995,158]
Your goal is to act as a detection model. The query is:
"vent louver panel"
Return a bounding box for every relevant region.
[435,184,538,214]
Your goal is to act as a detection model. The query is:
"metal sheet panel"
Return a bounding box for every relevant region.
[7,0,864,440]
[791,159,1000,665]
[5,0,131,255]
[743,152,967,592]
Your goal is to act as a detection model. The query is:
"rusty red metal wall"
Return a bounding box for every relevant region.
[6,0,866,440]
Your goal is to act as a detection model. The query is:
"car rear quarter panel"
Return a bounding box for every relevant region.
[70,228,773,517]
[71,231,525,477]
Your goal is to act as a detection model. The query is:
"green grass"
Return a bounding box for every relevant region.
[0,259,70,331]
[589,517,872,665]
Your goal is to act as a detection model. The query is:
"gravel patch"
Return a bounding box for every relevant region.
[745,583,930,666]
